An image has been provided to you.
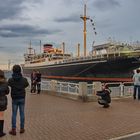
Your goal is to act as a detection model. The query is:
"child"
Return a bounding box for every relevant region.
[0,70,9,137]
[96,84,111,108]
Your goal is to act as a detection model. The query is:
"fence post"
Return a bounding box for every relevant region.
[120,82,124,97]
[93,82,102,95]
[79,82,87,102]
[50,80,57,92]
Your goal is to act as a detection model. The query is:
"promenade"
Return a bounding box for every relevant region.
[2,90,140,140]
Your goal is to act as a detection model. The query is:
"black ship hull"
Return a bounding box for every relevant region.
[22,56,140,82]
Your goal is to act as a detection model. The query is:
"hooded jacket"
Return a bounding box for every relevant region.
[96,88,111,103]
[8,73,29,100]
[0,78,9,111]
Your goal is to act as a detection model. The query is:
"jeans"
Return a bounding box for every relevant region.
[98,99,108,105]
[31,82,36,93]
[12,99,25,129]
[133,85,140,99]
[37,83,41,93]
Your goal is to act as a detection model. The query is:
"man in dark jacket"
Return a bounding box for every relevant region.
[8,65,29,135]
[36,70,41,94]
[30,70,37,93]
[96,84,111,108]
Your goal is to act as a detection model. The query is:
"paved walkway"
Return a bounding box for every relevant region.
[2,90,140,140]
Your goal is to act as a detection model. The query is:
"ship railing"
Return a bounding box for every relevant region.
[91,50,140,60]
[55,50,140,64]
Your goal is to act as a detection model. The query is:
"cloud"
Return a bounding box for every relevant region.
[61,0,77,6]
[0,0,44,20]
[0,0,24,20]
[0,24,62,37]
[54,14,81,23]
[93,0,120,11]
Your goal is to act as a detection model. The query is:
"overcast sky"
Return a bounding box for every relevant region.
[0,0,140,69]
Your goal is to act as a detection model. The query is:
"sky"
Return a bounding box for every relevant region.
[0,0,140,70]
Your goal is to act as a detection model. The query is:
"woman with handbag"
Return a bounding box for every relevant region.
[0,70,9,137]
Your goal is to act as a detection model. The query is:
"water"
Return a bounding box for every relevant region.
[4,70,12,79]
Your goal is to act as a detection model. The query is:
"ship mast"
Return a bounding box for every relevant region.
[40,40,42,53]
[28,40,34,55]
[80,4,89,57]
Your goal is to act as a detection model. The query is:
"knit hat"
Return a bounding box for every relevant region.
[12,65,21,73]
[0,70,5,78]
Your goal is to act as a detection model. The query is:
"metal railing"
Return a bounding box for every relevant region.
[41,80,51,91]
[55,82,79,95]
[27,77,134,98]
[107,82,133,97]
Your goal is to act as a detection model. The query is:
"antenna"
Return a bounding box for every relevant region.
[40,40,42,53]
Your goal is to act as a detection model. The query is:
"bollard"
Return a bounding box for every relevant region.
[50,80,57,92]
[93,82,102,95]
[79,82,87,102]
[120,82,124,97]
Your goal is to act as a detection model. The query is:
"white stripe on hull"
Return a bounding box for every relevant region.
[23,60,107,69]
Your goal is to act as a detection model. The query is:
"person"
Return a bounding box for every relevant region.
[0,70,9,137]
[36,71,41,94]
[132,69,140,100]
[96,84,111,108]
[8,65,29,135]
[30,70,37,93]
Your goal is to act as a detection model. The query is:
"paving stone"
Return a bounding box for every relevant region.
[2,91,140,140]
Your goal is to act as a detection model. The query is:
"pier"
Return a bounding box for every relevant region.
[2,86,140,140]
[35,79,133,101]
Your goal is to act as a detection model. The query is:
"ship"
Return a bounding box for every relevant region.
[22,4,140,82]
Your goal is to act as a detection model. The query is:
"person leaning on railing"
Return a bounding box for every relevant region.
[132,69,140,100]
[36,70,41,94]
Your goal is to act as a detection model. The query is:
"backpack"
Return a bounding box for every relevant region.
[0,96,8,111]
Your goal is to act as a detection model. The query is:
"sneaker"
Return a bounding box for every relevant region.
[20,128,25,133]
[9,129,16,135]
